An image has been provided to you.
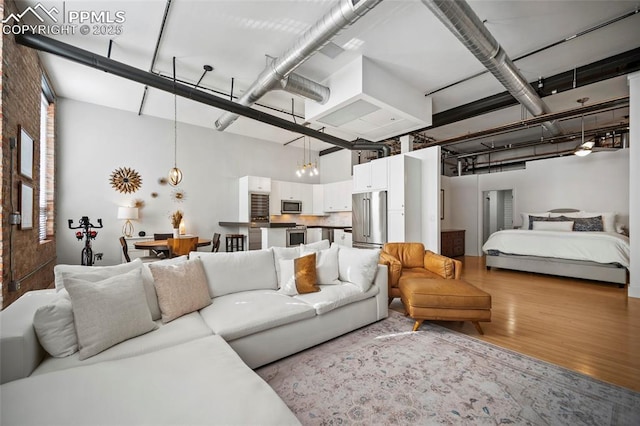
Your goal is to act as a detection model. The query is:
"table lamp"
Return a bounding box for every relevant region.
[118,206,138,237]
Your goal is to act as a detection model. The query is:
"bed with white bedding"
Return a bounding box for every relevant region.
[482,210,630,286]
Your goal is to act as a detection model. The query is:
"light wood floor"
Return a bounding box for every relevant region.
[390,256,640,392]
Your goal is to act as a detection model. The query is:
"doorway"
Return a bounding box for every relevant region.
[482,189,513,244]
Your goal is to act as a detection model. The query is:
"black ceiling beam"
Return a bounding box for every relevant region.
[417,47,640,133]
[16,32,391,156]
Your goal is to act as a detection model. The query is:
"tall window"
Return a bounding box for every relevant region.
[39,81,55,241]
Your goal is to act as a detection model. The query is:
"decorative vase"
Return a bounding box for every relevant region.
[173,228,179,238]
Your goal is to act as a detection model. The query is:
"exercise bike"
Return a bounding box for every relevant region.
[68,216,103,266]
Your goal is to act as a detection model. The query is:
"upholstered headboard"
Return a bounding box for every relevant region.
[547,208,580,213]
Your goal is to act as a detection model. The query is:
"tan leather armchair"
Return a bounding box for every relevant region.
[379,242,462,304]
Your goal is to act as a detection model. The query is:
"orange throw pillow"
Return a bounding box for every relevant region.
[294,253,320,294]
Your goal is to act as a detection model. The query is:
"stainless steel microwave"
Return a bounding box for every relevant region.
[281,200,302,214]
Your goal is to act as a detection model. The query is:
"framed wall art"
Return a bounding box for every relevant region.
[18,126,34,180]
[19,182,34,230]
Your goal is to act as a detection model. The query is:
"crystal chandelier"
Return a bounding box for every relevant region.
[296,136,319,177]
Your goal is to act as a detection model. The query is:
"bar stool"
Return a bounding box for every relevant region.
[225,234,245,252]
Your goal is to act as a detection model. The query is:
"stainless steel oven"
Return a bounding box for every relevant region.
[286,226,307,247]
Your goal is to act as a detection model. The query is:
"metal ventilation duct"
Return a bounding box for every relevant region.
[214,0,382,131]
[281,72,330,104]
[421,0,562,136]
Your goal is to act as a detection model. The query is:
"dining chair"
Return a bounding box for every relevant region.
[120,236,160,263]
[153,233,173,258]
[167,237,199,258]
[119,236,132,263]
[211,233,221,252]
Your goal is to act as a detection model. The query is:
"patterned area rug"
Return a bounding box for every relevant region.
[257,311,640,425]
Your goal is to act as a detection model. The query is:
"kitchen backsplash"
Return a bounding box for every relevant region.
[271,212,351,227]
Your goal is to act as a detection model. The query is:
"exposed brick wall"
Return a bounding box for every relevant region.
[1,0,56,308]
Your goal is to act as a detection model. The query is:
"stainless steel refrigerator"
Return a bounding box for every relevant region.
[352,191,387,249]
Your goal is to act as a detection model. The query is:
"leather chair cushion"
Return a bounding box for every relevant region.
[423,251,455,279]
[382,243,425,269]
[400,278,491,310]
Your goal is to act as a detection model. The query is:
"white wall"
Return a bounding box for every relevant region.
[628,72,639,298]
[407,146,441,252]
[320,149,352,183]
[448,149,630,255]
[56,99,318,265]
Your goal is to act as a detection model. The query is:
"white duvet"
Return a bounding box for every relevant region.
[482,230,630,267]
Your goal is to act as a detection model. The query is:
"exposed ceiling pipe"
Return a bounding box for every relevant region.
[281,72,329,104]
[16,32,389,156]
[214,0,382,131]
[421,0,562,136]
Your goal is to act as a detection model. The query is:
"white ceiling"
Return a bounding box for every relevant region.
[19,0,640,152]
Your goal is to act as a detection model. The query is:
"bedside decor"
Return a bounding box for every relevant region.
[109,167,142,194]
[117,206,138,237]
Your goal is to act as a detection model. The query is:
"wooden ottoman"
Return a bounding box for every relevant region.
[399,278,492,334]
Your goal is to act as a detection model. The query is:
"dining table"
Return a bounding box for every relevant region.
[133,237,212,251]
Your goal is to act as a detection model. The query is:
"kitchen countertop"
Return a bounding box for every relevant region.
[306,225,352,230]
[218,222,296,228]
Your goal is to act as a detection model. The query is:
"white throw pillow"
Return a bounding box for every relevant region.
[192,250,278,297]
[33,289,78,358]
[302,246,340,285]
[278,258,298,296]
[300,239,330,251]
[54,259,143,291]
[334,245,381,292]
[65,268,158,360]
[271,246,302,286]
[532,221,574,231]
[520,212,549,230]
[141,255,188,320]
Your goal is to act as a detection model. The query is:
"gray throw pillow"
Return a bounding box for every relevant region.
[149,258,212,323]
[65,268,158,360]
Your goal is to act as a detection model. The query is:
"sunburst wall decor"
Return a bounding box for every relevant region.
[109,167,142,194]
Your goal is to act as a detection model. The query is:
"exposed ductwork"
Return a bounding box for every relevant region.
[214,0,382,131]
[16,32,389,156]
[280,72,330,104]
[421,0,562,136]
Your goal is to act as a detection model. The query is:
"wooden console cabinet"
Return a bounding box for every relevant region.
[441,229,465,258]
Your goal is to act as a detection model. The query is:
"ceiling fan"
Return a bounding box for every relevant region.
[574,98,626,157]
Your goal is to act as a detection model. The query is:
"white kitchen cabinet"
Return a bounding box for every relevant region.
[353,157,388,193]
[306,228,323,244]
[387,155,421,242]
[239,175,271,221]
[312,184,325,216]
[245,176,271,193]
[323,180,352,212]
[334,229,352,247]
[271,181,313,215]
[270,180,282,215]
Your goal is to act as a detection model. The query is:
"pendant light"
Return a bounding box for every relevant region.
[169,56,183,185]
[295,136,319,177]
[574,97,594,157]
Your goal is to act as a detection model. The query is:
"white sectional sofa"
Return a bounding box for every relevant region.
[0,242,388,425]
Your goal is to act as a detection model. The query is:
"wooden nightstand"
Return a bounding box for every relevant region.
[441,229,465,257]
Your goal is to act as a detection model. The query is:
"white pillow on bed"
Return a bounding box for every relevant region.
[532,221,574,231]
[580,211,616,233]
[521,212,549,230]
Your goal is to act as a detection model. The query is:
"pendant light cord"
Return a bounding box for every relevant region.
[173,56,178,169]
